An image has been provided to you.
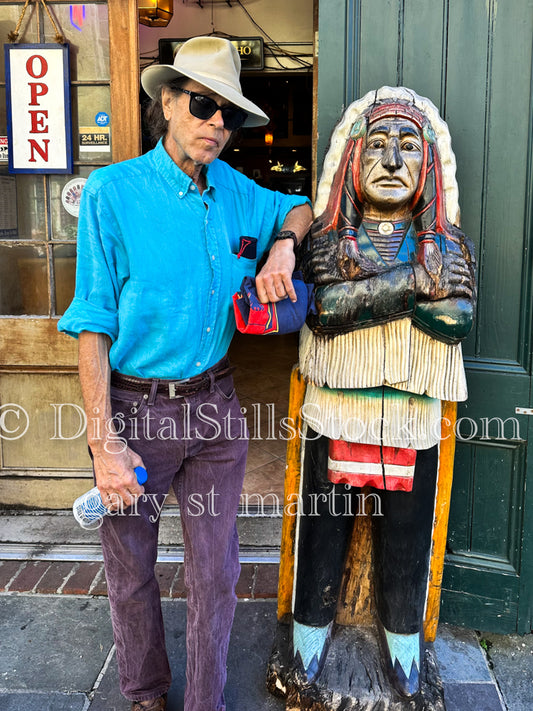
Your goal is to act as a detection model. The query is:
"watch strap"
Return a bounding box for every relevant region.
[274,230,298,249]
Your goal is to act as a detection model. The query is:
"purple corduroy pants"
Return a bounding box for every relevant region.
[97,367,248,709]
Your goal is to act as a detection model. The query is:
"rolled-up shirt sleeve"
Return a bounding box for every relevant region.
[58,179,124,341]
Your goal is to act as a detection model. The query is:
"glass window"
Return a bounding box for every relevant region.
[0,172,18,238]
[0,2,111,317]
[0,243,49,315]
[50,4,110,81]
[0,87,6,135]
[71,85,112,163]
[0,173,48,241]
[50,166,94,240]
[53,242,77,315]
[0,8,39,76]
[16,175,47,240]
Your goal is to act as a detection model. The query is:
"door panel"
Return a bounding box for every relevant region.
[317,0,533,632]
[402,0,446,104]
[449,439,525,568]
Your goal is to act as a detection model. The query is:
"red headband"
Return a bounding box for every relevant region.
[367,102,427,130]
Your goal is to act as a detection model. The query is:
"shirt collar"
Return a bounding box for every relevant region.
[150,138,216,200]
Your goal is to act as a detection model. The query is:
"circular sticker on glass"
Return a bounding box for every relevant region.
[95,111,110,127]
[62,178,87,217]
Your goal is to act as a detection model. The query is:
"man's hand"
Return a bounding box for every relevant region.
[255,239,297,303]
[92,443,146,512]
[255,203,313,302]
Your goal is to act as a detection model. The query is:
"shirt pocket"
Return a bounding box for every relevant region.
[231,252,257,294]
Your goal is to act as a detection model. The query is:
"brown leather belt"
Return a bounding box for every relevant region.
[110,358,235,399]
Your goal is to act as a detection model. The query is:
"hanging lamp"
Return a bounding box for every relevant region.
[138,0,174,27]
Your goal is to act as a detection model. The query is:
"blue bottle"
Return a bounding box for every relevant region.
[73,466,148,529]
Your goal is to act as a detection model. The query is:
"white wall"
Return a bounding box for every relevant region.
[139,0,314,71]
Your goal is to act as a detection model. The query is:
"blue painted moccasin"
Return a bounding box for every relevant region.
[377,621,422,698]
[292,619,333,684]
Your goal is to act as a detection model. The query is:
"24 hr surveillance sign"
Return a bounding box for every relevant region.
[4,43,73,174]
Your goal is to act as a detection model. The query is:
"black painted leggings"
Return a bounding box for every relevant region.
[293,430,438,634]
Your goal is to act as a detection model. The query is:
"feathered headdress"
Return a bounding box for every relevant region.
[314,87,461,279]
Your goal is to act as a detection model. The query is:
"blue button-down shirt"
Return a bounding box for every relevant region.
[58,140,310,378]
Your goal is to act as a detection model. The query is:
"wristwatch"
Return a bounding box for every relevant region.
[274,230,298,249]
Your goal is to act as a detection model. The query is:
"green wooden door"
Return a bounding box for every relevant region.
[316,0,533,633]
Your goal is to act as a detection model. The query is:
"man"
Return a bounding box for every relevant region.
[290,88,475,698]
[59,36,311,711]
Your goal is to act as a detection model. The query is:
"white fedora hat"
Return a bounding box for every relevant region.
[141,36,269,128]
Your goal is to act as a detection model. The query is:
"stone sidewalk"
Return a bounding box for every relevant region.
[0,596,284,711]
[1,588,531,710]
[0,510,531,710]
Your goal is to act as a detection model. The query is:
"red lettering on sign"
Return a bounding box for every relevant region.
[26,55,48,79]
[28,139,50,162]
[29,110,49,133]
[28,82,48,105]
[24,57,51,164]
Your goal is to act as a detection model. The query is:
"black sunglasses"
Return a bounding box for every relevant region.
[177,88,248,131]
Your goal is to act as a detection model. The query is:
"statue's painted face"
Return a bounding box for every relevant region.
[359,117,423,212]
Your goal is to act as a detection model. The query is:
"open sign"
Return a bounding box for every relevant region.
[4,43,73,174]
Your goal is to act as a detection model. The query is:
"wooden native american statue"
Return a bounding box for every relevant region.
[269,87,476,708]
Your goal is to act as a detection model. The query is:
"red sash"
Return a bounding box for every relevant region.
[327,440,416,492]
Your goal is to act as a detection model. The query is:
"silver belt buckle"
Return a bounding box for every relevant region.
[168,377,191,399]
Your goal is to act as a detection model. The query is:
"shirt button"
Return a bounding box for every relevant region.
[206,327,211,333]
[191,185,196,191]
[211,289,215,295]
[196,361,201,367]
[211,255,215,261]
[179,191,183,197]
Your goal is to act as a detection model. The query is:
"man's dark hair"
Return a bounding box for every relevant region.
[143,76,187,146]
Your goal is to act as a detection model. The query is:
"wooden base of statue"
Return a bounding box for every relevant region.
[268,367,458,709]
[266,618,444,710]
